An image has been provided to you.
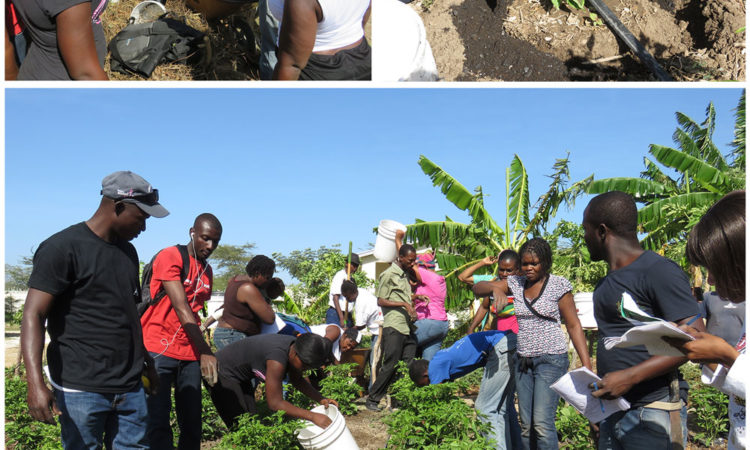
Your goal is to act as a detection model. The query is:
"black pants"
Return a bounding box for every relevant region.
[207,375,256,429]
[367,327,417,402]
[299,38,371,81]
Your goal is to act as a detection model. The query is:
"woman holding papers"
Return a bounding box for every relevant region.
[669,190,745,450]
[475,237,592,450]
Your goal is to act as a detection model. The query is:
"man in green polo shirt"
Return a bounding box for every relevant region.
[366,243,420,411]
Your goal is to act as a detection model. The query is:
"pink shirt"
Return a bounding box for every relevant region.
[414,266,448,321]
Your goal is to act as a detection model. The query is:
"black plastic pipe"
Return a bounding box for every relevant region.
[587,0,673,81]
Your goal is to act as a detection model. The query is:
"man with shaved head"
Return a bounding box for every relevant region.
[141,213,223,449]
[583,191,704,450]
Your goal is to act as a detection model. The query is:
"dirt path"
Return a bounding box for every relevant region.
[414,0,745,80]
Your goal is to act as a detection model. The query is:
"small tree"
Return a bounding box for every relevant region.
[208,243,256,292]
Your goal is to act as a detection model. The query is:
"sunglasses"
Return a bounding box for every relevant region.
[117,189,159,205]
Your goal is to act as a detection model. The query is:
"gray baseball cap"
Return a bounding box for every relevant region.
[101,171,169,218]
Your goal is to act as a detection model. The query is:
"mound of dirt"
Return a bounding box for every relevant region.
[416,0,745,81]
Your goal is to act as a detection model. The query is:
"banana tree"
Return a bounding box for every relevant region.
[406,153,589,309]
[586,93,745,253]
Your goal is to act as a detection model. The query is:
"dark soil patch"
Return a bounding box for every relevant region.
[416,0,745,81]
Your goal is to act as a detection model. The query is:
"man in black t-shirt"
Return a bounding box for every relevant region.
[208,333,339,429]
[583,191,705,450]
[21,171,168,449]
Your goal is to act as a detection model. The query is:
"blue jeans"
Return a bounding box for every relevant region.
[514,352,568,450]
[258,0,279,80]
[598,397,687,450]
[54,384,148,449]
[213,327,248,351]
[325,307,354,328]
[414,319,449,361]
[147,353,202,450]
[475,333,522,450]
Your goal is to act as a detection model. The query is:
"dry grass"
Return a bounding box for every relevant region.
[101,0,261,80]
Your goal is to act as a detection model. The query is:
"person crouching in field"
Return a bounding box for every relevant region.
[409,330,522,449]
[207,333,339,429]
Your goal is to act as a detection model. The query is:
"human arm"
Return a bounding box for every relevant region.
[591,314,705,399]
[558,292,592,371]
[472,279,508,298]
[162,280,218,385]
[5,28,18,80]
[272,0,319,80]
[377,297,417,321]
[666,325,740,367]
[331,294,346,327]
[200,306,223,332]
[57,2,108,80]
[21,289,61,424]
[458,256,497,285]
[466,297,491,335]
[265,360,338,428]
[237,283,276,325]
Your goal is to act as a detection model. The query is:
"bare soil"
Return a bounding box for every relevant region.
[414,0,745,81]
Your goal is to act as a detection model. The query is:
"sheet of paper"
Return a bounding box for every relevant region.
[603,321,694,357]
[260,313,287,334]
[550,367,630,423]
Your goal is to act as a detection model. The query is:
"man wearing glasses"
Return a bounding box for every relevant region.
[22,171,168,449]
[140,212,223,449]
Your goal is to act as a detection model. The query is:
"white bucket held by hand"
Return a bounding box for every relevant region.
[374,220,407,262]
[296,404,359,450]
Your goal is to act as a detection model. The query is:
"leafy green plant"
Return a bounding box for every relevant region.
[555,402,594,449]
[318,363,361,416]
[386,363,493,448]
[4,368,61,450]
[551,0,584,9]
[588,12,603,26]
[217,411,303,449]
[688,385,729,447]
[548,220,608,293]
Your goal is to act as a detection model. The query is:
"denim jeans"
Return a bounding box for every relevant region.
[258,0,279,80]
[414,319,450,361]
[325,307,354,328]
[213,327,248,351]
[54,383,148,449]
[514,352,568,450]
[147,353,202,450]
[475,333,522,450]
[598,397,687,450]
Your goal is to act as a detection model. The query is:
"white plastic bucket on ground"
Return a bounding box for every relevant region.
[373,220,407,262]
[573,292,597,329]
[296,405,359,450]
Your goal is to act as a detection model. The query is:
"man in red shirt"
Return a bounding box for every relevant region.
[140,213,222,449]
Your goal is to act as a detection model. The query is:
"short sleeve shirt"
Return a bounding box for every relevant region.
[310,324,343,361]
[141,246,213,361]
[594,251,698,406]
[13,0,108,80]
[328,269,354,313]
[27,222,144,393]
[354,290,383,335]
[474,274,519,334]
[376,262,413,335]
[216,334,295,383]
[507,274,572,357]
[414,266,448,321]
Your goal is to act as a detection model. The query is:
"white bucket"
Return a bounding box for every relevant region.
[296,405,359,450]
[374,220,407,262]
[573,292,597,329]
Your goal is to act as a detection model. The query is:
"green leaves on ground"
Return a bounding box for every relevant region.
[386,363,493,449]
[318,363,362,416]
[4,368,61,450]
[218,411,302,449]
[555,402,594,449]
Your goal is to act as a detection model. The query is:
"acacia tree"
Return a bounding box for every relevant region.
[585,93,745,266]
[406,154,589,309]
[208,243,256,292]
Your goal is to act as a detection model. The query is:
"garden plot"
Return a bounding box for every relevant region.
[415,0,745,81]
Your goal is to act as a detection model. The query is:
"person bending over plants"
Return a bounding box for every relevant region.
[408,330,522,449]
[207,333,338,429]
[667,190,745,450]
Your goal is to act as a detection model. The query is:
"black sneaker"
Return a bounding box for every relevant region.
[366,399,381,411]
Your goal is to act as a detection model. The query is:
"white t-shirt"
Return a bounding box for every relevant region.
[328,269,354,313]
[310,323,343,362]
[354,289,383,335]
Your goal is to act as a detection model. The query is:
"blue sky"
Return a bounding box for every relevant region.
[4,87,743,284]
